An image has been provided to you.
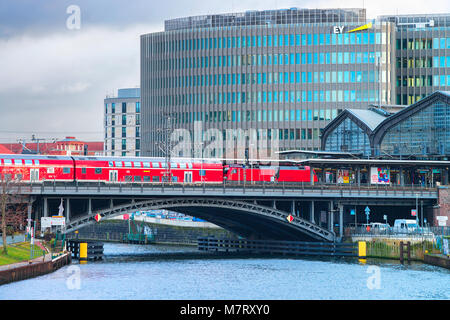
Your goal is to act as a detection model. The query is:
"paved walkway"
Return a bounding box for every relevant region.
[0,240,52,271]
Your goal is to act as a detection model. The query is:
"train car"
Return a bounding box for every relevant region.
[224,164,318,183]
[72,156,224,184]
[0,154,74,183]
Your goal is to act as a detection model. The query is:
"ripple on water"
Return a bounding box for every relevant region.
[0,243,449,300]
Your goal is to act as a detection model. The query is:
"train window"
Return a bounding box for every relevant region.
[232,169,237,174]
[134,176,141,182]
[143,176,150,182]
[4,159,12,165]
[161,163,167,168]
[187,163,193,169]
[124,162,132,167]
[124,176,132,182]
[180,163,187,169]
[47,167,54,174]
[63,168,71,174]
[143,162,150,168]
[115,161,122,167]
[95,168,102,174]
[170,162,177,168]
[199,169,206,176]
[24,160,33,166]
[133,162,141,168]
[81,168,87,174]
[108,161,114,167]
[152,176,160,182]
[15,174,23,181]
[172,176,178,182]
[14,159,23,165]
[34,160,39,165]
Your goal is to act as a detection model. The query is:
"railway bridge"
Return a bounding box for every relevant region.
[19,180,439,242]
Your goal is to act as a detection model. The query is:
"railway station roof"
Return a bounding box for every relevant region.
[293,158,450,168]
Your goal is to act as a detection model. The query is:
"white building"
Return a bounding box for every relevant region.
[104,88,141,156]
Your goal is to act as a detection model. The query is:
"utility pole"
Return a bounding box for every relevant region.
[154,112,174,182]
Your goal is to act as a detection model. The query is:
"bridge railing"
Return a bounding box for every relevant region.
[197,237,358,257]
[27,180,439,194]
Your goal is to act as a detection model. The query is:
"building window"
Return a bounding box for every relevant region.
[122,102,127,113]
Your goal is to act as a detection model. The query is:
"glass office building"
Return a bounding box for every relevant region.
[141,8,396,157]
[379,14,450,105]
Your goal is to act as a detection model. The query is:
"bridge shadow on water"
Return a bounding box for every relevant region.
[87,244,361,266]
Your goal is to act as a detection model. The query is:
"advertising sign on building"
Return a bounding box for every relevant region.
[337,169,351,184]
[370,167,390,185]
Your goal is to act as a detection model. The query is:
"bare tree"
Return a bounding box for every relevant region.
[1,168,27,255]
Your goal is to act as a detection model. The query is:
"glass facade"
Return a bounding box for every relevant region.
[141,8,395,157]
[379,100,450,157]
[379,14,450,105]
[324,117,371,156]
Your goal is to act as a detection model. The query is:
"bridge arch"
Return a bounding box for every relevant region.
[65,198,335,242]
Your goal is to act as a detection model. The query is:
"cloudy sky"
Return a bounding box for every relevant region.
[0,0,449,143]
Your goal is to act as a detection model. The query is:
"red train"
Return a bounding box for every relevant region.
[0,154,318,184]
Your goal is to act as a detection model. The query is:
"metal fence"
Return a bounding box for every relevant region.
[0,234,26,246]
[347,226,450,239]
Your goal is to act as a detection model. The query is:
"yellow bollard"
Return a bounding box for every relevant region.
[80,242,88,261]
[358,241,367,258]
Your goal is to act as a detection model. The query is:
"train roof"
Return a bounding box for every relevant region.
[0,154,73,160]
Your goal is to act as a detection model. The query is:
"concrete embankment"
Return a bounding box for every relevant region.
[0,252,71,286]
[424,254,450,269]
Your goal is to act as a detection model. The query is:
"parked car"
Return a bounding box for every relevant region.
[393,219,418,233]
[369,222,390,232]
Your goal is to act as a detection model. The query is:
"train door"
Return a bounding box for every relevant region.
[109,170,118,182]
[184,171,192,183]
[30,169,39,183]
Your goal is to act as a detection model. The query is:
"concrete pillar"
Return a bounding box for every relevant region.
[310,168,314,185]
[329,201,334,233]
[88,198,92,215]
[66,198,70,223]
[272,200,276,209]
[110,199,114,208]
[443,168,449,185]
[339,204,344,238]
[291,200,295,216]
[357,167,361,186]
[43,198,48,217]
[310,200,315,224]
[27,202,32,232]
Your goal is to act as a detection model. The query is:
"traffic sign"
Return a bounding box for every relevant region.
[95,214,102,222]
[286,215,294,223]
[350,209,355,216]
[411,209,417,217]
[364,206,370,216]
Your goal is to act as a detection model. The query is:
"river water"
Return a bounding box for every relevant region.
[0,242,449,300]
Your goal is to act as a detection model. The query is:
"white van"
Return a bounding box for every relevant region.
[393,219,418,233]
